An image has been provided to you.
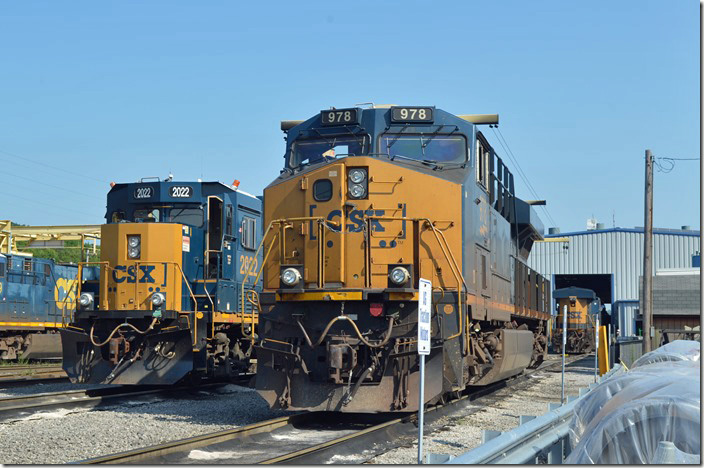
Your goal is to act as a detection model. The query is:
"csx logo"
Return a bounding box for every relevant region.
[567,311,581,319]
[309,204,407,239]
[112,264,166,285]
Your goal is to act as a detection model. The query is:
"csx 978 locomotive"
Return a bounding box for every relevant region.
[255,105,551,412]
[61,178,262,384]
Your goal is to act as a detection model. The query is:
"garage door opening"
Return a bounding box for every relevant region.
[553,274,613,305]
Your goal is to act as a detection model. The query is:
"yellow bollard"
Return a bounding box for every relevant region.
[598,325,610,375]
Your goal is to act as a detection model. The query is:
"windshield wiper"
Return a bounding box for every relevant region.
[389,154,439,169]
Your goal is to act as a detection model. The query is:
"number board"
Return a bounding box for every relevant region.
[390,107,434,123]
[134,186,154,199]
[418,278,432,355]
[321,108,358,126]
[169,186,193,198]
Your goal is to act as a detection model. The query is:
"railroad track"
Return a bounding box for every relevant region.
[0,374,254,423]
[77,355,587,464]
[0,365,68,387]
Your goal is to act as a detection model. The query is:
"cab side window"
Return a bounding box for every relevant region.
[241,217,257,250]
[476,139,488,189]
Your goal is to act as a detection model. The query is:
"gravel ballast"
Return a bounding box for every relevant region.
[369,356,598,464]
[0,356,597,464]
[0,384,286,464]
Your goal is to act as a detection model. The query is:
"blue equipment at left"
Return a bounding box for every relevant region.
[0,254,98,360]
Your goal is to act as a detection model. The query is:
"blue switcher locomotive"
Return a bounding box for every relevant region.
[0,254,98,360]
[60,178,262,384]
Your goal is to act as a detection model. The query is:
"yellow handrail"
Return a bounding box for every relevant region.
[240,217,338,328]
[364,215,468,350]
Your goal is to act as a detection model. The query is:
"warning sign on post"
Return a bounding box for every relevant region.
[418,278,432,355]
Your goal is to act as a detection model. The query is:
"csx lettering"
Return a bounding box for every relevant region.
[315,209,385,233]
[112,265,158,283]
[309,204,407,239]
[567,311,581,319]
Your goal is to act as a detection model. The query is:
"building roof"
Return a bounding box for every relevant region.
[529,226,701,303]
[545,227,700,238]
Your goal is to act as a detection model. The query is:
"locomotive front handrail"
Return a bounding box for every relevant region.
[241,217,339,343]
[363,214,468,350]
[76,261,110,312]
[75,260,201,347]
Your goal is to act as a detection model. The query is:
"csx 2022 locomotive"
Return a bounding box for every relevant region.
[255,105,551,412]
[61,178,262,384]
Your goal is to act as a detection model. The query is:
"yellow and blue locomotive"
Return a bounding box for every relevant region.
[255,105,551,412]
[0,254,98,360]
[552,286,601,354]
[60,178,262,384]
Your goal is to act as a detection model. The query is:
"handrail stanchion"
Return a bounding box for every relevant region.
[561,304,567,405]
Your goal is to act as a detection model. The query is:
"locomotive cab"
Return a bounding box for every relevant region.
[60,179,262,384]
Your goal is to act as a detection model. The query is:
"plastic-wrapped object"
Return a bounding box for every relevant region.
[651,441,701,464]
[569,360,697,446]
[631,339,700,368]
[566,360,700,463]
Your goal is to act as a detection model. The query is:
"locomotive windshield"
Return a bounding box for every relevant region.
[380,134,467,164]
[167,207,204,227]
[110,206,204,227]
[290,135,368,169]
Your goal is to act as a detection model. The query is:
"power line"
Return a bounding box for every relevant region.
[490,126,558,227]
[0,148,108,185]
[0,189,98,219]
[653,155,700,173]
[2,169,103,199]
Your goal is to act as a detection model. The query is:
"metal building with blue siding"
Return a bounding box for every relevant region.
[527,226,700,338]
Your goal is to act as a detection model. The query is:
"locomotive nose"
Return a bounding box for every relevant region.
[99,223,184,312]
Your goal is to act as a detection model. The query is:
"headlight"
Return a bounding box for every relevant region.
[79,293,93,307]
[127,235,141,259]
[281,267,302,287]
[389,266,410,286]
[151,292,165,307]
[348,169,366,184]
[349,183,366,199]
[128,245,141,259]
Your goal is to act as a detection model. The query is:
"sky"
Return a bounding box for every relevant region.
[0,0,700,233]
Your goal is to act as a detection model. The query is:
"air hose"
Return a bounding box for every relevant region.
[89,317,158,347]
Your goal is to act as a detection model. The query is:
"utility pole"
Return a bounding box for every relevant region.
[643,149,654,353]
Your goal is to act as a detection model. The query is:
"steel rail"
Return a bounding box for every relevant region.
[0,380,239,423]
[0,365,67,387]
[76,355,584,464]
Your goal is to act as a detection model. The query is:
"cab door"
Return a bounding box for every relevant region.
[206,196,224,279]
[304,162,346,286]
